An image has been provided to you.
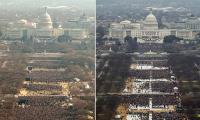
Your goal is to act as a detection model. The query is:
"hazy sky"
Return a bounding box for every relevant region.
[0,0,95,11]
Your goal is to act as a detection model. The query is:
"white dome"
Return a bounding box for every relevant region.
[37,7,53,29]
[40,14,51,21]
[143,10,158,30]
[145,13,157,24]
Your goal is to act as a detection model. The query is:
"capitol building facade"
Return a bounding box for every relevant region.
[3,7,63,41]
[2,7,92,41]
[109,9,199,43]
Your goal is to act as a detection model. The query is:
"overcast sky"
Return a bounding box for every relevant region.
[0,0,95,11]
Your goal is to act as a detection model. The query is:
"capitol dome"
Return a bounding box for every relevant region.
[143,9,158,30]
[145,13,157,24]
[37,7,53,29]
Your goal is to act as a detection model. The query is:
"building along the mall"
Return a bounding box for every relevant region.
[109,9,200,43]
[2,7,93,42]
[64,13,95,40]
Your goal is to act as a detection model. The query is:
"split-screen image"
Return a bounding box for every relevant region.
[0,0,200,120]
[0,0,95,120]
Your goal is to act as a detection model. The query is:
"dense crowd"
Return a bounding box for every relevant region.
[135,60,168,67]
[14,106,70,120]
[96,45,112,55]
[15,96,94,120]
[120,95,177,106]
[96,43,128,56]
[24,84,62,91]
[30,71,70,82]
[17,96,68,106]
[137,43,164,52]
[135,81,177,93]
[131,70,171,79]
[96,41,193,119]
[153,112,189,120]
[151,82,177,93]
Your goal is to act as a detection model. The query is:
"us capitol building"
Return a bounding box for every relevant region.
[109,9,200,43]
[2,7,92,41]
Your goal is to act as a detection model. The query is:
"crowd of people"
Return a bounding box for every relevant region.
[121,42,188,119]
[137,43,164,52]
[136,60,168,67]
[151,82,177,93]
[126,112,188,120]
[17,96,68,106]
[15,96,94,120]
[96,44,112,56]
[14,106,77,120]
[131,69,171,79]
[153,112,189,120]
[134,81,177,93]
[24,84,62,91]
[30,71,70,82]
[121,95,177,107]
